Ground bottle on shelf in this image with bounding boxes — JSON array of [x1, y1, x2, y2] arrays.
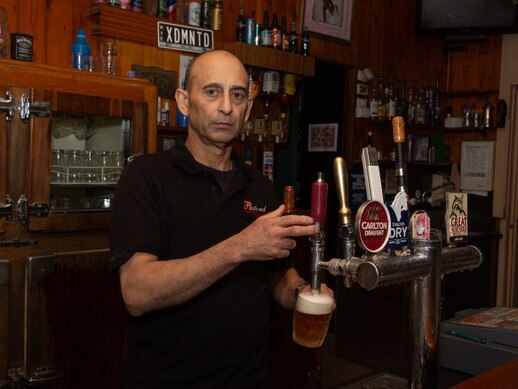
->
[[261, 11, 272, 48], [211, 0, 223, 30], [271, 12, 282, 50], [235, 8, 246, 42], [433, 76, 441, 126], [161, 102, 170, 126], [281, 16, 289, 51], [158, 0, 167, 17], [131, 0, 143, 12], [175, 0, 188, 23], [166, 0, 176, 20], [387, 83, 396, 119], [407, 88, 415, 124], [188, 0, 202, 26], [71, 29, 91, 71], [301, 27, 310, 56], [369, 79, 379, 120], [200, 0, 210, 27], [259, 69, 280, 142], [288, 22, 298, 53], [275, 73, 296, 142], [0, 6, 8, 59], [120, 0, 131, 10]]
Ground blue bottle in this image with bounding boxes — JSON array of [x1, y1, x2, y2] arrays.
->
[[71, 29, 91, 70]]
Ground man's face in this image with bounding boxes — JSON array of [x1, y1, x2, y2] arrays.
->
[[180, 52, 252, 148]]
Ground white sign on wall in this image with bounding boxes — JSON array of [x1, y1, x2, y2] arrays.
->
[[157, 21, 213, 54]]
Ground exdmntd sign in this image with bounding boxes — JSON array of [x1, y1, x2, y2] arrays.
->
[[157, 22, 213, 54]]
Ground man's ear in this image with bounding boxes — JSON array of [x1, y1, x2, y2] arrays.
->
[[175, 89, 189, 116]]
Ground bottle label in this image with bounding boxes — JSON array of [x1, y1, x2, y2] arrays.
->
[[211, 6, 223, 30], [261, 30, 272, 46], [188, 1, 201, 26], [262, 71, 280, 94], [272, 28, 281, 48]]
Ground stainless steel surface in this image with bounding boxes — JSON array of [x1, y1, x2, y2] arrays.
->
[[410, 230, 443, 389]]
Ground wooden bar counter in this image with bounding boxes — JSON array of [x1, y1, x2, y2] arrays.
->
[[450, 358, 518, 389]]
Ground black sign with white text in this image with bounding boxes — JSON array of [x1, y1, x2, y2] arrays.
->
[[157, 22, 213, 54]]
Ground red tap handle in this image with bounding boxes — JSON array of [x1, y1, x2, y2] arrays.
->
[[311, 172, 328, 225]]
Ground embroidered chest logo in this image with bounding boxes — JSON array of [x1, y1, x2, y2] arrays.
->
[[243, 199, 267, 217]]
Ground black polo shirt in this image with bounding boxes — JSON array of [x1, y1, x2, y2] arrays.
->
[[110, 139, 286, 388]]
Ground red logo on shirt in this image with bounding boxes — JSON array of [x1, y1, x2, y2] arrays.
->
[[243, 199, 267, 218]]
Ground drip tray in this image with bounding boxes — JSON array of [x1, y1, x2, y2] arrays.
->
[[339, 372, 407, 389]]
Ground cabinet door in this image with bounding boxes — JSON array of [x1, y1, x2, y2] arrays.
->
[[23, 250, 126, 389]]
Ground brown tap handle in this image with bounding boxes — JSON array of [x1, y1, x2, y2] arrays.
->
[[392, 116, 406, 143], [333, 157, 353, 227]]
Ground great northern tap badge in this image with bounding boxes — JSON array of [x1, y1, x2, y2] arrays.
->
[[445, 192, 468, 244]]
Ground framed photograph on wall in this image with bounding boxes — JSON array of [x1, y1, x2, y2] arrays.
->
[[412, 135, 430, 162], [303, 0, 354, 42], [308, 123, 339, 152]]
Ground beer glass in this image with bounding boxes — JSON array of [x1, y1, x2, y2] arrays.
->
[[292, 291, 333, 348]]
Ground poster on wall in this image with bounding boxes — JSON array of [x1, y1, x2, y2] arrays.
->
[[308, 123, 339, 152]]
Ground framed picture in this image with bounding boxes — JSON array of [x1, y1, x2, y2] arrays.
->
[[460, 141, 496, 192], [308, 123, 339, 152], [303, 0, 354, 42], [412, 135, 430, 162]]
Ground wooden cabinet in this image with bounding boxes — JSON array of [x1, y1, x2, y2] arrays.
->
[[0, 60, 157, 387], [0, 59, 157, 232]]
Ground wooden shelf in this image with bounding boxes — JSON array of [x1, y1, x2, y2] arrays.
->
[[85, 5, 223, 47], [443, 89, 499, 98], [85, 5, 315, 77], [223, 42, 315, 77]]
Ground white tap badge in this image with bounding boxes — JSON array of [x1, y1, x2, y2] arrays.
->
[[386, 191, 409, 249]]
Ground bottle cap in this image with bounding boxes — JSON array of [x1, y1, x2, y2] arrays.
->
[[77, 29, 87, 38]]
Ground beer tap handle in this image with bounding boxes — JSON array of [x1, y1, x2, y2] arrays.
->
[[333, 157, 353, 229]]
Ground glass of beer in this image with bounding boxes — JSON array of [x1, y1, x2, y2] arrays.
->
[[292, 291, 334, 348]]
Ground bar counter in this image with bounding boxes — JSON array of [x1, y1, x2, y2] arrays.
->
[[450, 358, 518, 388]]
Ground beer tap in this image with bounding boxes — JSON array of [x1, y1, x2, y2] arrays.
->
[[306, 153, 484, 389], [309, 172, 328, 292]]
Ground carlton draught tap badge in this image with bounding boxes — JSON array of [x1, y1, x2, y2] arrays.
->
[[355, 200, 390, 253]]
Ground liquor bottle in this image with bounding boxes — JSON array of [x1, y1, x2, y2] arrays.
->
[[0, 6, 8, 59], [433, 76, 441, 126], [271, 13, 281, 50], [301, 28, 310, 56], [200, 0, 210, 27], [261, 11, 272, 48], [369, 79, 379, 120], [235, 8, 246, 42], [407, 88, 415, 124], [378, 81, 388, 119], [131, 0, 143, 12], [211, 0, 223, 31], [276, 73, 296, 142], [120, 0, 131, 9], [281, 16, 289, 51], [175, 0, 187, 22], [387, 83, 396, 119], [158, 0, 167, 17], [259, 69, 280, 141], [396, 84, 407, 121], [188, 0, 202, 26], [161, 102, 170, 126], [166, 0, 176, 20], [288, 22, 298, 53]]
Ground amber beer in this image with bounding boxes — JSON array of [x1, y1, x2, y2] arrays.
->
[[292, 291, 333, 348]]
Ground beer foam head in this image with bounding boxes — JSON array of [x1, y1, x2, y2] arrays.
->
[[296, 292, 334, 315]]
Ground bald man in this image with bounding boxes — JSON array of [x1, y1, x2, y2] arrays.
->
[[110, 50, 333, 388]]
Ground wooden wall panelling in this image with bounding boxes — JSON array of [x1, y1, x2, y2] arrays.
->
[[46, 0, 74, 67], [14, 0, 47, 63], [447, 37, 502, 92]]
